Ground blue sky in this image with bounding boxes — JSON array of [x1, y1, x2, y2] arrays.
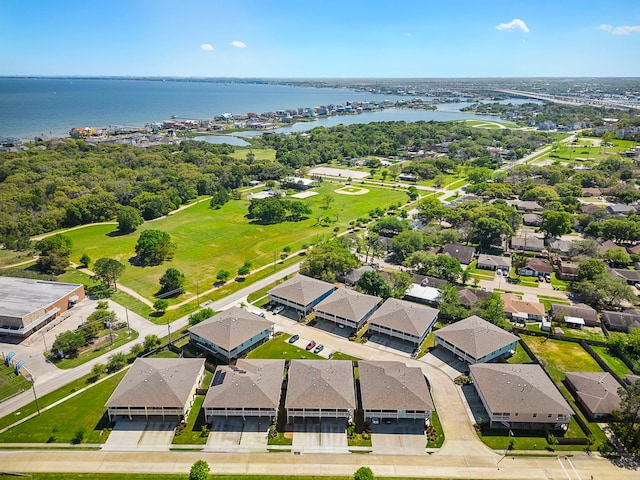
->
[[1, 0, 639, 77]]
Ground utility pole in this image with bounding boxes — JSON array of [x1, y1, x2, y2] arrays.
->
[[167, 321, 172, 345], [125, 308, 130, 337], [31, 379, 40, 415], [42, 331, 48, 353]]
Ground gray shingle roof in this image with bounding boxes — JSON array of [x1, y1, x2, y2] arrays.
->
[[550, 304, 598, 324], [285, 360, 356, 410], [368, 298, 439, 337], [435, 315, 518, 360], [268, 274, 335, 306], [106, 358, 204, 409], [470, 363, 573, 416], [442, 243, 475, 264], [477, 254, 511, 269], [565, 371, 621, 417], [203, 359, 285, 410], [188, 306, 274, 351], [314, 288, 380, 322], [358, 361, 433, 412]]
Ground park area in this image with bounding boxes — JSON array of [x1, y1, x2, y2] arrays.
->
[[60, 183, 408, 303]]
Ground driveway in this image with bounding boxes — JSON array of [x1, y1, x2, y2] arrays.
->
[[292, 418, 348, 453], [206, 417, 243, 451], [102, 417, 176, 451], [371, 419, 426, 455]]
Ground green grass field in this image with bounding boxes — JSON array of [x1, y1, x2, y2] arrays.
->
[[61, 184, 406, 302], [506, 342, 533, 364], [0, 371, 125, 444], [591, 345, 633, 377], [521, 337, 602, 383], [0, 363, 32, 402]]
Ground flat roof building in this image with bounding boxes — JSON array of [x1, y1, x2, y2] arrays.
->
[[435, 315, 519, 364], [367, 298, 439, 347], [358, 361, 433, 422], [285, 360, 356, 422], [313, 288, 380, 331], [470, 363, 573, 430], [268, 274, 336, 316], [106, 358, 205, 422], [203, 359, 285, 422], [0, 276, 85, 337], [188, 306, 274, 362]]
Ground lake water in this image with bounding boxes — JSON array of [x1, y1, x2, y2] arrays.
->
[[0, 77, 534, 140]]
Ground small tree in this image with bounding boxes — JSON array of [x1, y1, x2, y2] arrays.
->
[[189, 460, 210, 480], [153, 299, 169, 314], [354, 466, 374, 480], [216, 269, 231, 284], [158, 267, 185, 296], [117, 206, 143, 233], [79, 253, 91, 268], [107, 352, 127, 372], [93, 257, 125, 291], [90, 363, 105, 380], [129, 343, 144, 357], [143, 334, 161, 352]]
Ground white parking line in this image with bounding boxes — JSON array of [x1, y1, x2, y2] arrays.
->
[[557, 457, 571, 480], [566, 457, 582, 480]]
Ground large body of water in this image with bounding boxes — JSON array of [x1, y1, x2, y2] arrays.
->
[[0, 78, 533, 140]]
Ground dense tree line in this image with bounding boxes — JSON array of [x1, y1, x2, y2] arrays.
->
[[0, 139, 291, 247]]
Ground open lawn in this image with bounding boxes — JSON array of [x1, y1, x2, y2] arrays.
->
[[0, 371, 125, 444], [0, 249, 36, 268], [247, 335, 324, 360], [227, 147, 277, 162], [172, 395, 207, 445], [52, 328, 140, 370], [506, 342, 533, 364], [60, 184, 407, 302], [591, 345, 634, 377], [0, 363, 32, 402]]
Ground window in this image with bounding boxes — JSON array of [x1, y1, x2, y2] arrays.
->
[[514, 412, 519, 417], [532, 413, 537, 418], [547, 414, 552, 418]]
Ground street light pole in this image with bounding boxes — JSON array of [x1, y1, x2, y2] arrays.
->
[[42, 331, 48, 353], [125, 308, 130, 337], [167, 322, 172, 345], [31, 379, 40, 415]]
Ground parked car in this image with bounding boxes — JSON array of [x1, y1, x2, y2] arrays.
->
[[306, 340, 316, 350], [288, 334, 299, 344], [538, 274, 545, 282], [313, 344, 324, 354], [273, 305, 284, 315], [503, 269, 509, 277], [496, 269, 503, 277], [544, 273, 551, 283]]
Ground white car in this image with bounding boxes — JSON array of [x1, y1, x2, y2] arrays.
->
[[496, 269, 503, 276], [272, 305, 284, 315]]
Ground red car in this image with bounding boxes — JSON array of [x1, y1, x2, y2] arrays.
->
[[306, 340, 316, 350]]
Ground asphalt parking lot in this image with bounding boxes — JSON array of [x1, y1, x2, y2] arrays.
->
[[371, 419, 426, 455], [292, 418, 348, 453]]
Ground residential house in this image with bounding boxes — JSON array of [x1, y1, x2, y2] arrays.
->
[[611, 268, 640, 285], [470, 363, 573, 429], [626, 244, 640, 256], [564, 372, 622, 421], [367, 298, 439, 347], [285, 360, 356, 422], [188, 306, 274, 362], [547, 238, 571, 258], [434, 315, 519, 364], [456, 287, 492, 307], [581, 203, 603, 214], [550, 304, 598, 327], [511, 236, 545, 253], [337, 266, 375, 286], [518, 259, 553, 277], [556, 262, 579, 281], [515, 200, 544, 212], [581, 188, 602, 197], [106, 358, 205, 422], [411, 274, 449, 289], [599, 240, 620, 256], [313, 288, 381, 330], [358, 361, 434, 422], [203, 359, 285, 422], [442, 243, 475, 265], [476, 254, 511, 272], [523, 213, 542, 227], [501, 293, 546, 322], [602, 309, 640, 333], [607, 204, 636, 215], [268, 274, 336, 316]]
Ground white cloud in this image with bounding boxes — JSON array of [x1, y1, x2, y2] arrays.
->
[[405, 32, 412, 37], [496, 18, 530, 33], [230, 40, 246, 48], [200, 43, 214, 51], [599, 23, 640, 35]]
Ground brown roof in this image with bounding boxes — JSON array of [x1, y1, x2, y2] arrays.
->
[[106, 358, 204, 409], [581, 203, 603, 214], [612, 268, 640, 282], [565, 372, 621, 417], [456, 287, 491, 307], [515, 200, 544, 211], [442, 243, 475, 264], [627, 244, 640, 256], [269, 274, 335, 306], [511, 236, 545, 250], [470, 363, 573, 416], [525, 259, 553, 274], [368, 298, 439, 337], [602, 309, 640, 332], [314, 288, 380, 322], [582, 187, 602, 196], [501, 293, 546, 318], [188, 306, 274, 351], [523, 213, 542, 225], [358, 361, 433, 412], [412, 274, 449, 289], [435, 315, 518, 360], [285, 360, 356, 410], [203, 359, 284, 410], [477, 254, 511, 269], [599, 240, 619, 254]]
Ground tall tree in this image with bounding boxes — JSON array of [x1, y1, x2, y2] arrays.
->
[[356, 270, 392, 299], [612, 380, 640, 453], [117, 206, 144, 233], [135, 230, 176, 266], [93, 257, 125, 291], [540, 210, 573, 238], [158, 267, 185, 296], [35, 234, 72, 274]]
